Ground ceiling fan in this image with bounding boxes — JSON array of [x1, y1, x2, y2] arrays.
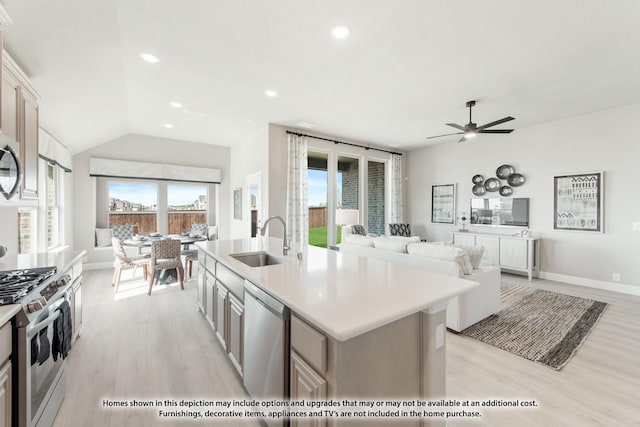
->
[[426, 100, 515, 143]]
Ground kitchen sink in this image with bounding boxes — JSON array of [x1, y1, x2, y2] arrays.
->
[[229, 251, 288, 267]]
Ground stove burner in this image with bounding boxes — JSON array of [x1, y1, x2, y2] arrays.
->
[[0, 267, 57, 305]]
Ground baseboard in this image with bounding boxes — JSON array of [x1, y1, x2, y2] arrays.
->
[[84, 261, 112, 271], [538, 270, 640, 296]]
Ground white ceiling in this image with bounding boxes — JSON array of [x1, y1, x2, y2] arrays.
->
[[2, 0, 640, 154]]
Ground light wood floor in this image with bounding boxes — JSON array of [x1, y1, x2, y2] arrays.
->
[[53, 269, 640, 427]]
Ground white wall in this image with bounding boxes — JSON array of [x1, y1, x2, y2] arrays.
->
[[73, 133, 230, 266], [406, 102, 640, 290], [227, 124, 269, 239]]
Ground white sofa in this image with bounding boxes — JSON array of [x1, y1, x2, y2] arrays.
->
[[339, 235, 501, 332]]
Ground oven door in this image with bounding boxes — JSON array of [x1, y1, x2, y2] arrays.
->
[[18, 293, 69, 427]]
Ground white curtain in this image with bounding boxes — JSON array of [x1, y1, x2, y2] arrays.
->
[[286, 133, 309, 246], [389, 153, 403, 223]]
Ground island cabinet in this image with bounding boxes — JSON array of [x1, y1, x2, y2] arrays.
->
[[290, 315, 328, 415], [197, 250, 244, 377], [0, 320, 12, 427], [290, 311, 446, 427], [1, 50, 41, 200]]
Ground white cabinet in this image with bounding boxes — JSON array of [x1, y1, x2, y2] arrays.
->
[[197, 250, 245, 377], [453, 232, 539, 281], [499, 237, 529, 270], [205, 271, 215, 327], [452, 232, 475, 247], [227, 294, 244, 375], [1, 51, 40, 200], [214, 281, 228, 349], [475, 234, 500, 266], [0, 321, 12, 427], [0, 359, 10, 427]]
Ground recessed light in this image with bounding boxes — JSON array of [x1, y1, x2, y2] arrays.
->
[[265, 90, 278, 97], [331, 25, 350, 39], [169, 101, 182, 108], [163, 123, 174, 129], [140, 52, 160, 63], [296, 121, 315, 129]]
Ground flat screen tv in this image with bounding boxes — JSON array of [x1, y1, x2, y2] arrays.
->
[[470, 198, 529, 227]]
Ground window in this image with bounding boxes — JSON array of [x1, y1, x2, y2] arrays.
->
[[308, 152, 330, 248], [167, 184, 208, 234], [306, 140, 392, 246], [108, 181, 158, 234], [18, 207, 37, 254], [46, 163, 59, 248], [367, 160, 386, 236]]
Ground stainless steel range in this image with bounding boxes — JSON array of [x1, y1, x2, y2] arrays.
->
[[0, 267, 72, 427]]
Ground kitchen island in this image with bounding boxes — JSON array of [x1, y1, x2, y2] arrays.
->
[[196, 237, 477, 427]]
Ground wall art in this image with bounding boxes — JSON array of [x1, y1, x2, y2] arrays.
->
[[554, 172, 603, 232], [431, 183, 456, 224]]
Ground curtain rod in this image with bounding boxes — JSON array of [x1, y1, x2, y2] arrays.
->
[[286, 131, 402, 156]]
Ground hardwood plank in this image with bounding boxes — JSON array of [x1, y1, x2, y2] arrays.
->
[[54, 269, 639, 426], [53, 267, 259, 427], [446, 274, 640, 426]]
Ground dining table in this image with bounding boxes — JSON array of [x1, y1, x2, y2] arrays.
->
[[122, 234, 207, 284]]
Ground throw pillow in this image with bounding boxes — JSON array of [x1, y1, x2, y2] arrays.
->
[[451, 244, 485, 269], [406, 242, 473, 275], [95, 228, 112, 247], [389, 223, 411, 237], [351, 224, 366, 236]]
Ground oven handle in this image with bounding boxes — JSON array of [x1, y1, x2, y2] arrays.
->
[[27, 310, 62, 339]]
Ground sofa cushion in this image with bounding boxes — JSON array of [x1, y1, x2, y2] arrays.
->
[[342, 234, 375, 247], [407, 242, 473, 275], [373, 236, 420, 253]]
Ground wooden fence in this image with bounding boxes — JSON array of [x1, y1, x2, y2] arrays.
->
[[309, 207, 327, 228], [109, 211, 206, 235]]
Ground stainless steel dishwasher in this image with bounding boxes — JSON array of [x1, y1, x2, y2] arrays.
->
[[243, 280, 290, 422]]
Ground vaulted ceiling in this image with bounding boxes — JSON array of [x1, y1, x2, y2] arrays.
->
[[2, 0, 639, 154]]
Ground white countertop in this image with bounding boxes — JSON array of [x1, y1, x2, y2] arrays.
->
[[0, 248, 86, 273], [0, 304, 21, 326], [197, 237, 478, 341]]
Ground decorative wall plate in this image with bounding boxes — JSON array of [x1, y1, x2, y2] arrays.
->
[[472, 184, 487, 196], [499, 185, 513, 196], [496, 164, 515, 179], [507, 173, 526, 186], [472, 174, 484, 184], [484, 177, 500, 192]]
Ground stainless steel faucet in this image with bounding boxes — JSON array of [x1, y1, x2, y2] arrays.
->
[[261, 216, 290, 255]]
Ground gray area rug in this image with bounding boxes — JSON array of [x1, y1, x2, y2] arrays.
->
[[461, 282, 607, 370]]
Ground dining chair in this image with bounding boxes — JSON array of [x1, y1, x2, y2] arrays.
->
[[182, 250, 198, 279], [111, 237, 150, 293], [148, 239, 184, 295]]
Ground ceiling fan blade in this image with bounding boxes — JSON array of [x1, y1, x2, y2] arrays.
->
[[426, 131, 464, 140], [458, 136, 467, 143], [477, 129, 514, 134], [446, 123, 465, 131], [477, 116, 515, 130]]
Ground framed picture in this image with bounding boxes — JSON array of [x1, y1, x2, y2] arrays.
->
[[432, 183, 456, 224], [233, 188, 242, 220], [554, 172, 603, 232]]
